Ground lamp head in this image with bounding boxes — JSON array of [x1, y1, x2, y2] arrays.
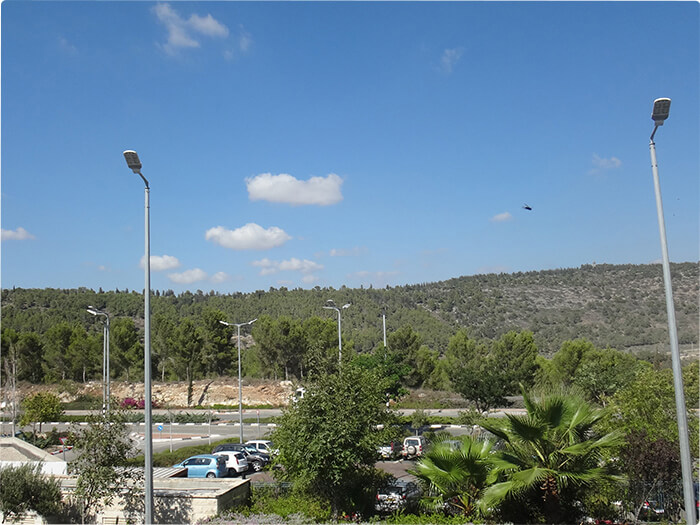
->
[[342, 303, 351, 309], [651, 98, 671, 125], [248, 318, 258, 325], [87, 308, 98, 316], [219, 320, 230, 326], [123, 150, 142, 173]]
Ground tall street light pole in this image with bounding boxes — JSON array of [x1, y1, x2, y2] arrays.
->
[[123, 150, 153, 525], [87, 306, 110, 412], [323, 300, 350, 366], [382, 306, 387, 350], [219, 319, 257, 444], [648, 98, 695, 524]]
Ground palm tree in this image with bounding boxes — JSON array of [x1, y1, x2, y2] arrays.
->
[[410, 435, 493, 518], [479, 386, 624, 523]]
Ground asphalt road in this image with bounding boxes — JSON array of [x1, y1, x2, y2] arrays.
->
[[7, 407, 525, 463]]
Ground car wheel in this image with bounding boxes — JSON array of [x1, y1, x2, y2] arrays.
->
[[206, 472, 216, 478], [252, 461, 263, 472], [407, 445, 416, 456], [228, 468, 235, 477]]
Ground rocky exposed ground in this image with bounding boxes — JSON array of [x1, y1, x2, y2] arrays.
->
[[14, 379, 295, 408]]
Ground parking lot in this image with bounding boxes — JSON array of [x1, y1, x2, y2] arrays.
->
[[244, 458, 416, 484]]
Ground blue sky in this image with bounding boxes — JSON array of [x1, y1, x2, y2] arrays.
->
[[2, 1, 698, 294]]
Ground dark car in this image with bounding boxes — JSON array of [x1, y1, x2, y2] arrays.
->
[[375, 479, 421, 513], [212, 443, 270, 472]]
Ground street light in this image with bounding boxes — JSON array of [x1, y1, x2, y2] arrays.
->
[[87, 306, 110, 412], [648, 98, 695, 524], [381, 306, 388, 350], [122, 150, 153, 525], [323, 300, 350, 366], [219, 318, 257, 444]]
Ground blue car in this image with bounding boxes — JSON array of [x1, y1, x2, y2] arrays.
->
[[173, 454, 227, 478]]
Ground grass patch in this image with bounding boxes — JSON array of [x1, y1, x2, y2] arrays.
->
[[394, 389, 470, 410]]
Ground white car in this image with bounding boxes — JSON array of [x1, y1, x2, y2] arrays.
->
[[246, 440, 278, 456], [213, 450, 248, 476]]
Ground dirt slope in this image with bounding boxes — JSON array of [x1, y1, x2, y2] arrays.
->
[[14, 379, 295, 408]]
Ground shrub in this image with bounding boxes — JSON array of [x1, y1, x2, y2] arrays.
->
[[0, 463, 63, 521]]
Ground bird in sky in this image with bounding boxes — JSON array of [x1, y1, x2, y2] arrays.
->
[[522, 204, 533, 211]]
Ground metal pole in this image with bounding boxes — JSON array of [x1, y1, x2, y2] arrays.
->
[[105, 316, 110, 412], [143, 184, 153, 525], [103, 323, 107, 412], [337, 309, 342, 366], [382, 311, 387, 349], [649, 135, 695, 524], [238, 324, 243, 444]]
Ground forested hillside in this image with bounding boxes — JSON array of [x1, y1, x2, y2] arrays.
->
[[2, 262, 697, 385]]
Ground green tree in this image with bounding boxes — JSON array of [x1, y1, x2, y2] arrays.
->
[[152, 313, 177, 381], [387, 325, 424, 387], [251, 316, 282, 379], [20, 392, 63, 433], [172, 318, 203, 405], [0, 463, 63, 522], [572, 347, 641, 406], [492, 331, 539, 394], [447, 330, 505, 412], [604, 361, 699, 446], [480, 387, 624, 523], [302, 316, 340, 378], [200, 309, 232, 377], [15, 332, 44, 383], [546, 339, 596, 388], [42, 322, 74, 382], [69, 409, 143, 523], [271, 366, 393, 518], [411, 436, 493, 518], [110, 318, 142, 382], [350, 347, 410, 401], [67, 326, 100, 383]]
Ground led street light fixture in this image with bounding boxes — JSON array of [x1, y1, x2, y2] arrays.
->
[[651, 98, 671, 125], [123, 150, 142, 172]]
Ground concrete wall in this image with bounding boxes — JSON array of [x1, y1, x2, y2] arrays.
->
[[63, 477, 251, 524], [0, 437, 68, 476]]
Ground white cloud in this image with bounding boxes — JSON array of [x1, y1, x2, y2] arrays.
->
[[1, 227, 35, 241], [440, 47, 464, 74], [329, 246, 367, 257], [58, 36, 77, 55], [188, 13, 229, 37], [140, 254, 181, 271], [153, 3, 229, 55], [302, 274, 318, 284], [252, 257, 323, 276], [590, 154, 622, 174], [168, 268, 208, 284], [490, 212, 512, 223], [210, 271, 230, 283], [205, 223, 291, 250], [246, 173, 343, 206]]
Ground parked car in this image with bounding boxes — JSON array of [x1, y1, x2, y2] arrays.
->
[[212, 443, 270, 472], [172, 454, 227, 478], [377, 441, 400, 460], [246, 440, 278, 456], [375, 479, 421, 513], [213, 450, 248, 476], [401, 436, 427, 459]]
